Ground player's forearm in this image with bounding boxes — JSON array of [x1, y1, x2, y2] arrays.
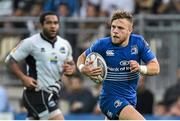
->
[[145, 59, 160, 76], [77, 52, 86, 70], [6, 57, 27, 82]]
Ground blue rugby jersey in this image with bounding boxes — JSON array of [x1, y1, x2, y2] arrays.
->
[[85, 34, 156, 105]]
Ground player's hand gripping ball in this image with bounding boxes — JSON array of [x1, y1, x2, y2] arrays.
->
[[85, 52, 107, 84]]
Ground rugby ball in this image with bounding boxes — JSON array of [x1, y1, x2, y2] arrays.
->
[[85, 52, 107, 84]]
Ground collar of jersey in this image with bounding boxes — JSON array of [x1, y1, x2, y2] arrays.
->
[[40, 33, 57, 47]]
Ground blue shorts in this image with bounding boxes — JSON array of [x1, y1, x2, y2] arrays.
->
[[99, 96, 135, 120]]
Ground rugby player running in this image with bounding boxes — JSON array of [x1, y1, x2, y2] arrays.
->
[[77, 10, 160, 120]]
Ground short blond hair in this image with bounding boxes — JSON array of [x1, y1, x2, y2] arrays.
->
[[110, 10, 133, 24]]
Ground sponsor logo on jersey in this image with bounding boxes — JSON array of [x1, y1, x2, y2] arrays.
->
[[48, 100, 56, 107], [106, 50, 114, 56], [114, 100, 122, 108], [50, 53, 58, 64], [119, 60, 129, 66], [41, 48, 45, 52], [59, 47, 65, 54], [131, 45, 138, 55], [50, 59, 58, 64]]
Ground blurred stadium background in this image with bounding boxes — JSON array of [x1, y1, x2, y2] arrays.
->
[[0, 0, 180, 120]]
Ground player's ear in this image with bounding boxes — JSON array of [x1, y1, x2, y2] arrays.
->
[[129, 23, 134, 33], [128, 23, 133, 33]]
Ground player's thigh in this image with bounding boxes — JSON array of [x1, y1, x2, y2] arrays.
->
[[48, 109, 64, 120], [49, 114, 64, 120], [119, 105, 145, 120], [48, 108, 64, 120]]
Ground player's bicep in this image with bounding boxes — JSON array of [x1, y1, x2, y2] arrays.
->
[[141, 49, 155, 64], [79, 52, 86, 63]]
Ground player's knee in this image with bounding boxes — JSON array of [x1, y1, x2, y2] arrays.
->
[[48, 109, 64, 120], [119, 105, 145, 120]]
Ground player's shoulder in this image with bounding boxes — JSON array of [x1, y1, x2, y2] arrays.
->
[[57, 36, 69, 43], [96, 36, 111, 45], [24, 33, 39, 41], [56, 35, 71, 47], [130, 33, 145, 43], [130, 34, 149, 48], [19, 33, 39, 45], [130, 33, 144, 40]]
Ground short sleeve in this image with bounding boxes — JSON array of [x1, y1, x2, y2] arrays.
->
[[139, 37, 156, 64], [9, 39, 32, 62]]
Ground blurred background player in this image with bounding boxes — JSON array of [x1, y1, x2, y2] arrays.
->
[[136, 75, 154, 115], [5, 11, 76, 120], [67, 74, 96, 114]]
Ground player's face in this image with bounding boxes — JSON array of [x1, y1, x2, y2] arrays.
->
[[42, 15, 59, 39], [111, 18, 133, 46]]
